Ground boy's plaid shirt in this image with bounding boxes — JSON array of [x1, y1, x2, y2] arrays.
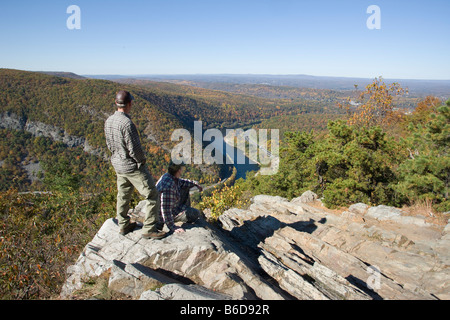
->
[[156, 173, 199, 231]]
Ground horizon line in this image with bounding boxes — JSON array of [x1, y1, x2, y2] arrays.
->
[[3, 68, 449, 82], [81, 73, 450, 82]]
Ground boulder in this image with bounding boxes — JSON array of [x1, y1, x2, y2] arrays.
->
[[253, 195, 289, 204], [366, 205, 433, 227], [291, 191, 318, 204], [348, 203, 369, 215], [366, 205, 402, 221], [444, 222, 450, 234]]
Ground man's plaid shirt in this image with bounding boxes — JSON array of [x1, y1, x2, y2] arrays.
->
[[156, 173, 199, 231], [104, 111, 146, 174]]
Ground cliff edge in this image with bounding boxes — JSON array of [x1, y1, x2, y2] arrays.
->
[[61, 192, 450, 300]]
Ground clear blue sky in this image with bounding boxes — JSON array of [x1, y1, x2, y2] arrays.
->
[[1, 0, 449, 79]]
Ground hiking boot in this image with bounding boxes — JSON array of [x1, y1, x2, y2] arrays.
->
[[119, 222, 137, 236], [155, 221, 164, 232], [142, 230, 167, 240]]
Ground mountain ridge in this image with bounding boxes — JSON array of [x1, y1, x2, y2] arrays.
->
[[86, 73, 450, 96]]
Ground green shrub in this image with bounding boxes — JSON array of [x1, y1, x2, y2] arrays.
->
[[240, 120, 404, 208], [198, 184, 250, 221], [396, 101, 450, 211]]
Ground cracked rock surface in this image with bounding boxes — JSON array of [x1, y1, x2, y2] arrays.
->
[[62, 192, 449, 300]]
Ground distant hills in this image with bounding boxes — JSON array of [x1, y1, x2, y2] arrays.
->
[[0, 69, 183, 149], [86, 73, 450, 98], [35, 70, 450, 100], [38, 71, 86, 80]]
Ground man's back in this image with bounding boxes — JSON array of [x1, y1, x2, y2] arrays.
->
[[104, 111, 146, 174]]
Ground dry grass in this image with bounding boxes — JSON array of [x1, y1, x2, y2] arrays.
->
[[306, 200, 348, 216], [68, 272, 132, 300], [400, 200, 448, 226], [307, 199, 448, 227]]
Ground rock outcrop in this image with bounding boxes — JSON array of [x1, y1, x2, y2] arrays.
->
[[61, 218, 285, 300], [0, 112, 108, 160], [61, 192, 449, 300]]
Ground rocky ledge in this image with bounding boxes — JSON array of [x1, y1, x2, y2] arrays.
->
[[61, 192, 450, 300]]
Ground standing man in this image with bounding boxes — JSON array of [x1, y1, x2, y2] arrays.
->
[[104, 90, 166, 239]]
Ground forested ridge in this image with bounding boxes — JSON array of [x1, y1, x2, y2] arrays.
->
[[0, 69, 219, 193], [0, 69, 183, 149], [117, 78, 340, 129]]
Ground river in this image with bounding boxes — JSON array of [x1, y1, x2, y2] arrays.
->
[[200, 134, 260, 181], [222, 139, 260, 180]]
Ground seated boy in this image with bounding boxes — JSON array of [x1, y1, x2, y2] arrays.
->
[[156, 162, 203, 233]]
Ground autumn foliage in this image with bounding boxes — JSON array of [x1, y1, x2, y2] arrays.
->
[[339, 77, 408, 127], [240, 94, 449, 212]]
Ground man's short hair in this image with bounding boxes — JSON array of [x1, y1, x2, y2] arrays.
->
[[115, 90, 135, 108], [168, 161, 184, 176]]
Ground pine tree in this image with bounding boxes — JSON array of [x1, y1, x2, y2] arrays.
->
[[319, 121, 402, 208], [396, 100, 450, 211]]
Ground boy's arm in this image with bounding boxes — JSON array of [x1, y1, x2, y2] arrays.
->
[[179, 178, 201, 190]]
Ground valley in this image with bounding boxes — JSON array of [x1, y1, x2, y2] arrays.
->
[[0, 68, 448, 300]]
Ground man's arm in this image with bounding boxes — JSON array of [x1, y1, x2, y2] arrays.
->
[[124, 123, 146, 167], [104, 121, 113, 153]]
